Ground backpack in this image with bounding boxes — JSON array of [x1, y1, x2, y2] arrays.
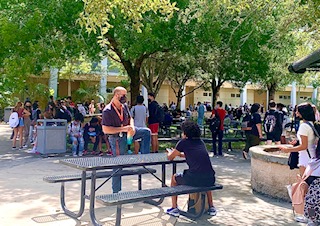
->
[[155, 104, 165, 123], [209, 110, 221, 133], [9, 112, 19, 128], [241, 113, 253, 130], [264, 110, 277, 133]]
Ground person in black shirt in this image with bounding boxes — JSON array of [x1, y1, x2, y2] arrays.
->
[[166, 121, 217, 217], [83, 117, 102, 155]]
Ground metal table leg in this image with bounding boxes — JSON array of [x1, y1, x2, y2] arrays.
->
[[61, 171, 86, 218], [89, 170, 102, 226]]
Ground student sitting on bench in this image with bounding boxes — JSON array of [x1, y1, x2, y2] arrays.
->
[[166, 120, 217, 217]]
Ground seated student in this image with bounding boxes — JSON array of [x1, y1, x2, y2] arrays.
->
[[166, 121, 217, 217], [83, 117, 101, 155], [68, 113, 84, 157]]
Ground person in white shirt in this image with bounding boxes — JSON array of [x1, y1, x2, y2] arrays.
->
[[130, 95, 151, 154], [280, 103, 316, 176]]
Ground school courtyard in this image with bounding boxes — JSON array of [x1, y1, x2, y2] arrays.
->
[[0, 123, 304, 226]]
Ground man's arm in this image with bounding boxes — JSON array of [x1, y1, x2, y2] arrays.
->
[[102, 125, 131, 134]]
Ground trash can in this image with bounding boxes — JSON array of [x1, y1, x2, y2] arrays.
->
[[4, 107, 14, 123], [36, 119, 67, 154]]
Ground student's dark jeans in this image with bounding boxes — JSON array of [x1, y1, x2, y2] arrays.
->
[[84, 135, 99, 151], [211, 130, 224, 155]]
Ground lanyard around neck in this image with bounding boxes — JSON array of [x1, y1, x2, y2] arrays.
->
[[112, 102, 124, 124]]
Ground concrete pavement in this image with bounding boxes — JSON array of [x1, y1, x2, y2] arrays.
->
[[0, 124, 304, 226]]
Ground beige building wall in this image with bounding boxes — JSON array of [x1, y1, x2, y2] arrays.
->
[[156, 85, 170, 106]]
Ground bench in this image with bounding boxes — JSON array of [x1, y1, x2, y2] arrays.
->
[[159, 137, 246, 151], [97, 184, 223, 226], [43, 167, 156, 218]]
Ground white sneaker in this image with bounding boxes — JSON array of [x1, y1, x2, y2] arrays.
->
[[295, 216, 308, 223], [22, 145, 28, 148], [166, 207, 180, 217], [72, 153, 78, 157], [207, 206, 217, 216]]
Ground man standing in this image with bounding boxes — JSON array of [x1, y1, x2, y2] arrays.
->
[[197, 102, 205, 127], [148, 93, 161, 153], [264, 101, 283, 145], [102, 88, 151, 193], [130, 95, 151, 154], [211, 101, 226, 156], [102, 87, 135, 193]]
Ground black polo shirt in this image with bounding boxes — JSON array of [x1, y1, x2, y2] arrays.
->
[[102, 103, 131, 129]]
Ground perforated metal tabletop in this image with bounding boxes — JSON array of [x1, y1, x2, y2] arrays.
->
[[59, 153, 186, 171]]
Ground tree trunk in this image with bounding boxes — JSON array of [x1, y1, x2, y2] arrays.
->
[[176, 90, 183, 110], [128, 68, 140, 106], [268, 83, 277, 103], [211, 79, 221, 106]]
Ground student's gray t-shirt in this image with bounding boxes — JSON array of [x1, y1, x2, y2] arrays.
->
[[130, 105, 148, 128]]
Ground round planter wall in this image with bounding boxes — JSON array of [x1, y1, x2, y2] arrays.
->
[[250, 145, 299, 201]]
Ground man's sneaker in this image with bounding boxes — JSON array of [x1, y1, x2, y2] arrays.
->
[[78, 152, 83, 157], [12, 147, 17, 150], [72, 153, 77, 157], [166, 207, 180, 217], [19, 146, 24, 150], [22, 145, 28, 148], [207, 206, 217, 216]]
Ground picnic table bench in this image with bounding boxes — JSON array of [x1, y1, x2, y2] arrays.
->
[[43, 167, 156, 218], [97, 184, 223, 226], [158, 137, 246, 151]]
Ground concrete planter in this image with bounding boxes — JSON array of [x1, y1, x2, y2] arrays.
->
[[250, 145, 299, 201]]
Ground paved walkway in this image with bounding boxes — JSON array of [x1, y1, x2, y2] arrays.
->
[[0, 124, 304, 226]]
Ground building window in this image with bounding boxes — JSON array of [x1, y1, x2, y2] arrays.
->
[[236, 94, 240, 97], [203, 92, 208, 96], [106, 88, 113, 93], [279, 95, 283, 99], [209, 93, 212, 96], [231, 94, 235, 97]]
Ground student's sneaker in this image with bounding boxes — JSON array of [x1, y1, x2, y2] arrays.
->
[[294, 216, 308, 223], [72, 153, 77, 157], [166, 207, 180, 217], [207, 206, 217, 216], [22, 145, 28, 148], [83, 150, 88, 155], [19, 146, 24, 150], [78, 152, 83, 157], [12, 147, 17, 150], [307, 220, 318, 226]]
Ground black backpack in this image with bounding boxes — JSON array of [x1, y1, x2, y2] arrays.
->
[[155, 104, 165, 124], [209, 110, 221, 133], [263, 110, 277, 133]]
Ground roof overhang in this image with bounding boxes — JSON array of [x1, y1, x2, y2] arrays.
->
[[288, 49, 320, 74]]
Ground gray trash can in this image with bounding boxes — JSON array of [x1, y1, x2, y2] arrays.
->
[[4, 107, 14, 123], [36, 119, 67, 154]]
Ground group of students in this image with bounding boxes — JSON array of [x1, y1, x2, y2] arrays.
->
[[239, 101, 320, 225], [279, 103, 320, 226], [9, 101, 41, 151]]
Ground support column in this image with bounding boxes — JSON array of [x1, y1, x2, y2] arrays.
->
[[291, 82, 297, 107], [240, 84, 247, 106], [49, 68, 59, 99], [100, 58, 108, 103], [141, 85, 148, 107], [180, 86, 186, 110], [312, 87, 318, 103]]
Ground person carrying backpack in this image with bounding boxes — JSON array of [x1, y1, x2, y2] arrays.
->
[[279, 103, 317, 223], [210, 101, 226, 156], [242, 103, 263, 159], [264, 101, 283, 145]]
